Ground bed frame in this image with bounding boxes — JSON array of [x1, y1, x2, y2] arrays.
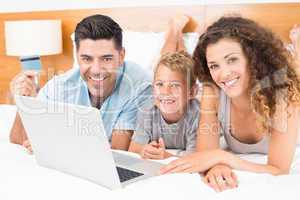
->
[[0, 3, 300, 103]]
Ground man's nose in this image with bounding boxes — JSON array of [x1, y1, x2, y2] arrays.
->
[[89, 60, 104, 73]]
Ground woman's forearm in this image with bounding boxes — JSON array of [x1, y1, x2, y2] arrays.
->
[[292, 57, 300, 79], [218, 150, 286, 175]]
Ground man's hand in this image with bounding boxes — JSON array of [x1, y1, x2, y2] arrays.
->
[[10, 71, 38, 101], [141, 138, 172, 160]]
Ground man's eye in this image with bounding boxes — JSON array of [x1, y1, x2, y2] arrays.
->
[[103, 57, 112, 62], [82, 57, 91, 62]]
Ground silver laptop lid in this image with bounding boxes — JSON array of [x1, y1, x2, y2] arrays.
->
[[15, 95, 122, 189]]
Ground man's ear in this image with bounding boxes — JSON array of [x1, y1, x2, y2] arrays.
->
[[119, 47, 125, 64], [189, 84, 198, 99]]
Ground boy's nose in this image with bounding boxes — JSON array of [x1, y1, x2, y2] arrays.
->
[[161, 85, 172, 95]]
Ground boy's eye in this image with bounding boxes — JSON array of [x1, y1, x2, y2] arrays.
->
[[170, 83, 181, 88], [155, 82, 163, 87]]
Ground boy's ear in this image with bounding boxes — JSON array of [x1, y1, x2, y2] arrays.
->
[[189, 84, 198, 99]]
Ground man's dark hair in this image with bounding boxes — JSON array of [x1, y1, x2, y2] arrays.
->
[[74, 14, 123, 50]]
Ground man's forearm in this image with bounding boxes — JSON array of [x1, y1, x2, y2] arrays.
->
[[9, 113, 27, 145], [111, 130, 133, 151]]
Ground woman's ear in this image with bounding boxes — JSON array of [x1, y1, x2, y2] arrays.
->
[[189, 83, 199, 99]]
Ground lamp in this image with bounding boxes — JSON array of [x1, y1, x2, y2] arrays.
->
[[4, 19, 62, 87]]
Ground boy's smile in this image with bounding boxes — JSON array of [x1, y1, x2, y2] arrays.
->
[[153, 65, 191, 123]]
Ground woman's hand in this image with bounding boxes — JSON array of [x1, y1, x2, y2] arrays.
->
[[160, 149, 225, 174], [203, 164, 238, 192]]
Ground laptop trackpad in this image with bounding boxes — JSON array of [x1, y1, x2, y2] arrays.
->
[[112, 151, 140, 166], [112, 151, 163, 175]]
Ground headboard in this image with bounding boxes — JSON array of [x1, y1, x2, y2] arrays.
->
[[0, 3, 299, 104]]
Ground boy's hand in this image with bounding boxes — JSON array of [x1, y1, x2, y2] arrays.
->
[[203, 164, 238, 192], [141, 138, 171, 160]]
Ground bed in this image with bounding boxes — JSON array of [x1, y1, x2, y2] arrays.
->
[[1, 105, 300, 199], [1, 3, 300, 199]]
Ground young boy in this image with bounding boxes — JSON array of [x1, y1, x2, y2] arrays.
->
[[128, 51, 200, 159]]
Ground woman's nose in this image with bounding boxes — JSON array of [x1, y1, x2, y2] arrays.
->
[[221, 68, 233, 79]]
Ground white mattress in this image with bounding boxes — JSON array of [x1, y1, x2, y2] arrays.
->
[[1, 105, 300, 200]]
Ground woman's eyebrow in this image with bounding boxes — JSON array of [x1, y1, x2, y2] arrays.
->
[[208, 61, 217, 64], [224, 52, 239, 59]]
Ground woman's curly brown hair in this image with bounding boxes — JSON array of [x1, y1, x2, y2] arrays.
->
[[193, 16, 300, 131]]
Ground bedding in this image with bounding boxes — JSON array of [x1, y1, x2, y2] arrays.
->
[[71, 31, 200, 77], [1, 105, 300, 200]]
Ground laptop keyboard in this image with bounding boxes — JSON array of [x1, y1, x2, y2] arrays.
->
[[116, 166, 144, 183]]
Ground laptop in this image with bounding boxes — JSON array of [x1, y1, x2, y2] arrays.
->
[[15, 95, 164, 190]]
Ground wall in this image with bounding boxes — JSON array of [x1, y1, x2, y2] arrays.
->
[[1, 2, 300, 104], [0, 0, 300, 13]]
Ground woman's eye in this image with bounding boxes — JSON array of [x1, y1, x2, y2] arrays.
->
[[228, 57, 237, 64], [209, 64, 218, 70]]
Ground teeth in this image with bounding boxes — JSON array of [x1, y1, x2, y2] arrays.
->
[[224, 78, 238, 87], [90, 76, 106, 81], [160, 99, 175, 104]]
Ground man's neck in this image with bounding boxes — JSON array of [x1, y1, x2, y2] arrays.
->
[[89, 94, 105, 109]]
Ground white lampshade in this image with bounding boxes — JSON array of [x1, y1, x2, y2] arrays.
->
[[4, 20, 62, 56]]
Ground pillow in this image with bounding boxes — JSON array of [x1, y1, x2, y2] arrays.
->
[[70, 31, 199, 77]]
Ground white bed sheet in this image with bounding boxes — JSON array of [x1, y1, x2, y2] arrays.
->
[[1, 105, 300, 200]]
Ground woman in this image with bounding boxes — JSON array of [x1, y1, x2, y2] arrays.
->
[[160, 16, 300, 192]]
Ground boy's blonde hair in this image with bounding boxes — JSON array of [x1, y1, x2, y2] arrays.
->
[[154, 51, 197, 88]]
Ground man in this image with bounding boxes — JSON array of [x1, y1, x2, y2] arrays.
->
[[9, 14, 151, 152]]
